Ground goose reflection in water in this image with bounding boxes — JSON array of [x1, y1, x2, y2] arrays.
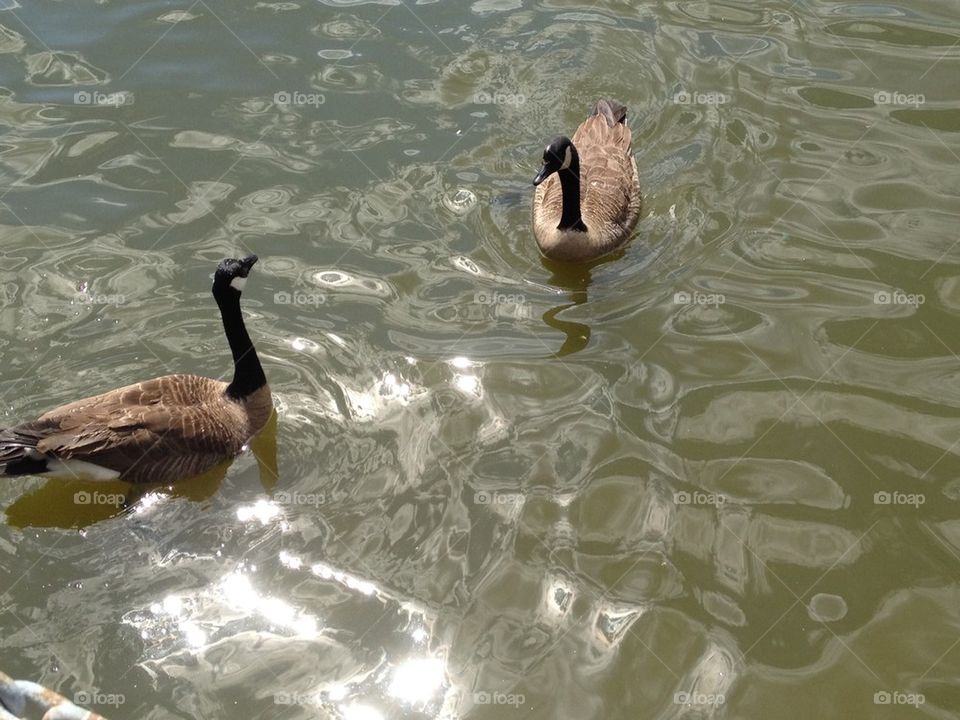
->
[[4, 409, 278, 529], [541, 257, 595, 358]]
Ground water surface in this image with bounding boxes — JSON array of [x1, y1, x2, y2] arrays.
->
[[1, 1, 959, 718]]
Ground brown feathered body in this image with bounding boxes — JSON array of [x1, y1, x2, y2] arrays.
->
[[533, 100, 643, 261], [0, 375, 272, 484]]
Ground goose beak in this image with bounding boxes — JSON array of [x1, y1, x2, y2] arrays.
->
[[532, 164, 552, 186], [239, 254, 258, 276]]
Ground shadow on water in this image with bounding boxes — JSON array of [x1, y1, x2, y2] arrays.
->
[[3, 411, 279, 529]]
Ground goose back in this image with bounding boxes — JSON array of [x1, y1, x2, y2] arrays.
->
[[0, 375, 272, 483]]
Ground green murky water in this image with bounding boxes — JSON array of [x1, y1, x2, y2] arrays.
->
[[1, 1, 959, 718]]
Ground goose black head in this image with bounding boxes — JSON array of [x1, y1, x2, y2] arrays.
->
[[533, 136, 576, 186], [213, 254, 258, 297]]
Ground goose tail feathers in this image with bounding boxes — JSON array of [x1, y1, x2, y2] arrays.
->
[[591, 99, 628, 127], [0, 428, 47, 476]]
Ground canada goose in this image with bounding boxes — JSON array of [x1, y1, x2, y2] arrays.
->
[[0, 255, 272, 484], [532, 99, 642, 262]]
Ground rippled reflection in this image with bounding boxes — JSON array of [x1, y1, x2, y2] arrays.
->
[[2, 0, 960, 717]]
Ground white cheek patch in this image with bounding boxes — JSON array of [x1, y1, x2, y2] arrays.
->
[[560, 146, 572, 170], [230, 276, 247, 291]]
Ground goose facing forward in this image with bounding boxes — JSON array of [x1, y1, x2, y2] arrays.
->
[[0, 255, 272, 484], [532, 99, 642, 262]]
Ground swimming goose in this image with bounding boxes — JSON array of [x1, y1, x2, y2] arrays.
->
[[532, 99, 642, 261], [0, 255, 272, 484]]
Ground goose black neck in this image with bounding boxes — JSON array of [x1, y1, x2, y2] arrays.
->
[[216, 292, 266, 400], [556, 145, 588, 233]]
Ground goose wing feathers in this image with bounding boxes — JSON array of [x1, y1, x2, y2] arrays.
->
[[571, 113, 639, 233], [1, 374, 248, 481]]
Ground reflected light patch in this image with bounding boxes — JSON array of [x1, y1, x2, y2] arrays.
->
[[222, 573, 259, 612], [220, 572, 319, 637], [148, 595, 208, 648], [161, 595, 182, 616], [454, 373, 480, 396], [348, 389, 377, 419], [452, 255, 482, 276], [236, 498, 281, 524], [291, 336, 320, 353], [388, 658, 445, 705], [279, 550, 302, 570], [595, 602, 646, 646], [382, 373, 411, 400], [342, 704, 384, 720], [134, 491, 164, 514], [347, 371, 422, 420], [181, 620, 207, 648], [326, 332, 347, 348], [543, 576, 575, 618], [327, 684, 349, 702], [555, 492, 576, 508], [311, 562, 377, 596], [448, 356, 473, 369]]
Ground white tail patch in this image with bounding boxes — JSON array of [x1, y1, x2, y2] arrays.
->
[[560, 145, 573, 170], [44, 458, 121, 481], [230, 276, 247, 291]]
